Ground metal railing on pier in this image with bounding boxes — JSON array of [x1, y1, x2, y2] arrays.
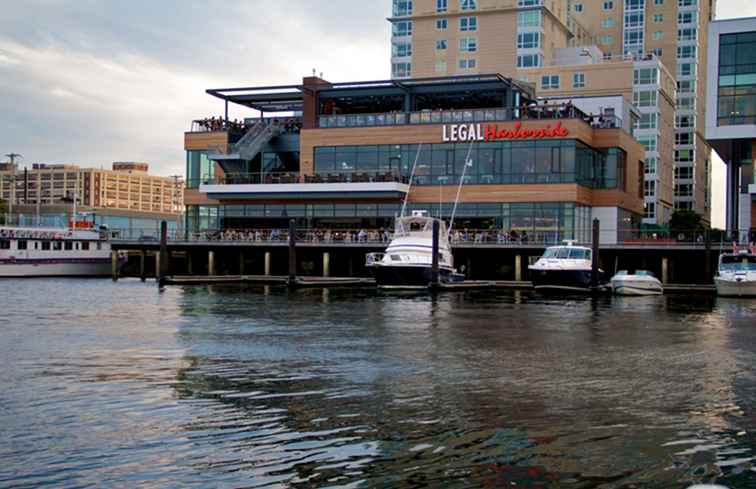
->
[[108, 227, 752, 249]]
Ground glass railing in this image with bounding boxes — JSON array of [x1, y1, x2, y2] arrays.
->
[[318, 105, 594, 129], [197, 171, 409, 186]]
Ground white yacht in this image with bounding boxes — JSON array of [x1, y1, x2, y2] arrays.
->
[[610, 270, 663, 296], [714, 250, 756, 297], [365, 211, 463, 289], [529, 242, 604, 292], [0, 224, 123, 277]]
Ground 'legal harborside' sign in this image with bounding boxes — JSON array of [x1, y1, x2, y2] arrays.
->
[[442, 122, 570, 142]]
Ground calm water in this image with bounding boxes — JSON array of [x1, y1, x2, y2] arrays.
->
[[1, 280, 755, 488]]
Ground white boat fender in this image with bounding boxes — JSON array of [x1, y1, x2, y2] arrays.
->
[[685, 485, 731, 489]]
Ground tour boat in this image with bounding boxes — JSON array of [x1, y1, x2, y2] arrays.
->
[[610, 270, 663, 296], [714, 249, 756, 297], [366, 211, 464, 289], [529, 242, 604, 292], [0, 224, 124, 278]]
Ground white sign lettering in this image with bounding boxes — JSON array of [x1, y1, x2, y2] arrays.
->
[[442, 123, 484, 142]]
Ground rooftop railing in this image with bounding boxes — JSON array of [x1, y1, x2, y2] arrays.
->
[[317, 104, 618, 129]]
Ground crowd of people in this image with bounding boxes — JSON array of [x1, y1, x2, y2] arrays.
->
[[190, 228, 547, 245], [195, 116, 302, 134], [522, 100, 618, 129]]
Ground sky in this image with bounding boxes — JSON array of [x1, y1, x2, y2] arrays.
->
[[0, 0, 754, 228]]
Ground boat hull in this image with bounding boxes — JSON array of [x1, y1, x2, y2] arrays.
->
[[611, 280, 663, 296], [530, 268, 598, 292], [0, 259, 114, 278], [715, 277, 756, 297], [371, 265, 460, 289]]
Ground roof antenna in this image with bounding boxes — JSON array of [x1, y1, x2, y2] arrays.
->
[[319, 72, 324, 79], [312, 68, 316, 76]]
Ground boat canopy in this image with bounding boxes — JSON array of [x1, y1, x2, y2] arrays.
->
[[394, 214, 448, 239]]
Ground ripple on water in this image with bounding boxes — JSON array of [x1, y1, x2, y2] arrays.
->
[[0, 280, 754, 487]]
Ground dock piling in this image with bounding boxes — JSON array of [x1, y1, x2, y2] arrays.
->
[[139, 250, 146, 282], [515, 254, 522, 282], [661, 256, 669, 285], [111, 251, 118, 282], [323, 252, 330, 278], [158, 221, 168, 284], [239, 252, 245, 275], [591, 218, 600, 288], [288, 219, 297, 286], [264, 251, 271, 276], [431, 220, 440, 286], [208, 250, 216, 276]]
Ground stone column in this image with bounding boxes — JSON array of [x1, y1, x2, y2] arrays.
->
[[264, 251, 271, 276], [661, 256, 669, 285], [139, 250, 146, 281], [208, 250, 215, 276], [515, 254, 522, 282], [111, 251, 119, 282]]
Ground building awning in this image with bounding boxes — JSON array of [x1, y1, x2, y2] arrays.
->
[[200, 182, 409, 200]]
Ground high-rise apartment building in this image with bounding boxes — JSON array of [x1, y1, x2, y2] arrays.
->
[[389, 0, 714, 225]]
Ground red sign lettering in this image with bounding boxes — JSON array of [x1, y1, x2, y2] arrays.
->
[[483, 121, 569, 142]]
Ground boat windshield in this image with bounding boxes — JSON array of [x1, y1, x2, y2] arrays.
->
[[636, 270, 655, 277], [720, 255, 756, 271], [542, 247, 591, 260]]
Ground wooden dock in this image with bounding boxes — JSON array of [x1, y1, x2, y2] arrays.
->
[[160, 275, 717, 294]]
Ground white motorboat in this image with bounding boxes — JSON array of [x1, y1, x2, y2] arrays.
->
[[0, 224, 125, 278], [610, 270, 663, 296], [529, 242, 605, 292], [714, 250, 756, 297], [365, 210, 463, 289]]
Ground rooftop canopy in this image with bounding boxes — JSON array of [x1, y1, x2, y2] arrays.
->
[[206, 74, 535, 114]]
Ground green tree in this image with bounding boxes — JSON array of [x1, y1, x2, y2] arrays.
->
[[669, 210, 706, 241]]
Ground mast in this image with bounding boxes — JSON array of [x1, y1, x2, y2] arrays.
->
[[399, 143, 423, 219], [448, 139, 475, 234]]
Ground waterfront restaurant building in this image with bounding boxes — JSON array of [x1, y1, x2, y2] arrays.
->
[[185, 74, 645, 244]]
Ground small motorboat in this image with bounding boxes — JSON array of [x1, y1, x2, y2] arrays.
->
[[529, 242, 605, 292], [610, 270, 663, 296]]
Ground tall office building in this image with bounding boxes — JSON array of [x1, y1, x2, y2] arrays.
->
[[389, 0, 714, 225]]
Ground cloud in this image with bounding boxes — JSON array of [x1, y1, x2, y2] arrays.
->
[[0, 0, 391, 175]]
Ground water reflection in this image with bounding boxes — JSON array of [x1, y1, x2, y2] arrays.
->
[[0, 280, 754, 487]]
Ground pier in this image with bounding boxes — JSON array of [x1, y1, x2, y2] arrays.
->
[[110, 222, 722, 291]]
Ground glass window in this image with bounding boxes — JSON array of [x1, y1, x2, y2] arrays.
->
[[677, 11, 696, 24], [436, 39, 447, 50], [677, 45, 696, 59], [460, 0, 476, 10], [635, 112, 657, 129], [436, 19, 448, 30], [392, 0, 413, 16], [435, 60, 447, 73], [517, 10, 541, 27], [392, 42, 412, 57], [459, 37, 477, 52], [517, 32, 540, 49], [437, 0, 447, 12], [392, 62, 412, 78], [601, 18, 614, 28], [574, 3, 583, 12], [459, 58, 477, 70], [600, 35, 614, 45], [459, 16, 477, 32], [573, 72, 585, 88], [517, 54, 542, 68], [602, 1, 613, 9], [541, 75, 560, 89], [633, 90, 657, 107], [653, 31, 663, 41], [634, 67, 658, 84], [392, 20, 413, 36], [653, 14, 663, 22]]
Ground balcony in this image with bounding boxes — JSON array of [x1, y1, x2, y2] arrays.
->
[[199, 171, 410, 201], [318, 104, 600, 129]]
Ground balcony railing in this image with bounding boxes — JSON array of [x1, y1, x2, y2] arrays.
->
[[199, 171, 409, 186], [318, 104, 602, 129]]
